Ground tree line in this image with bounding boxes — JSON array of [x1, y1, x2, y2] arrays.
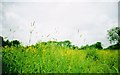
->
[[0, 27, 120, 50]]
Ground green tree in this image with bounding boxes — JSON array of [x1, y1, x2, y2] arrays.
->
[[90, 42, 103, 49], [107, 27, 120, 45], [11, 40, 21, 47]]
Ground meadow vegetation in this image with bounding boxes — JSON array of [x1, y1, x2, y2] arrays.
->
[[1, 27, 119, 73], [1, 40, 119, 73]]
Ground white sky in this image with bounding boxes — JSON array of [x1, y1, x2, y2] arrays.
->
[[0, 0, 119, 47], [1, 0, 120, 2]]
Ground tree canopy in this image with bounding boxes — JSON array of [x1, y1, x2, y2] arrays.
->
[[107, 27, 120, 44]]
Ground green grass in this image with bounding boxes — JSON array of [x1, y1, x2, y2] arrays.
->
[[2, 42, 119, 73]]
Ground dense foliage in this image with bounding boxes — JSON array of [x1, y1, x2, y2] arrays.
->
[[2, 41, 118, 73], [106, 27, 120, 50], [80, 42, 103, 50], [105, 43, 120, 50], [107, 27, 120, 44]]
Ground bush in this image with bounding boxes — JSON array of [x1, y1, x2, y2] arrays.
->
[[86, 50, 99, 61], [80, 42, 103, 50], [106, 43, 120, 50], [3, 40, 21, 47]]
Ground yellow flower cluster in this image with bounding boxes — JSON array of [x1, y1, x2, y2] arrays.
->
[[26, 46, 36, 53]]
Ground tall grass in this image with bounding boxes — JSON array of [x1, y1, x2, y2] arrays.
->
[[2, 42, 118, 73]]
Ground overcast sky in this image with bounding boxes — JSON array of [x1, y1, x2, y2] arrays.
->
[[0, 0, 119, 47]]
